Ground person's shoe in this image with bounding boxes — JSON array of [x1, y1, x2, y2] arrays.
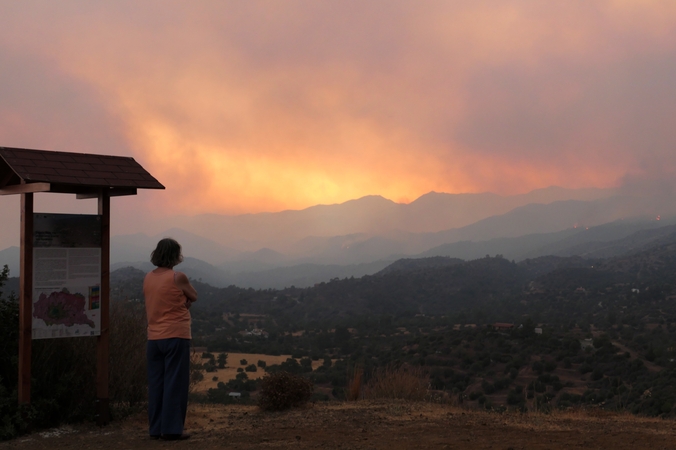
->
[[161, 434, 191, 441]]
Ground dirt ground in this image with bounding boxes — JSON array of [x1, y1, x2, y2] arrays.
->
[[3, 401, 676, 449]]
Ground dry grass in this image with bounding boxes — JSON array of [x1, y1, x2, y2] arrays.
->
[[109, 301, 148, 407], [346, 367, 363, 401], [363, 364, 429, 401], [189, 348, 205, 393]]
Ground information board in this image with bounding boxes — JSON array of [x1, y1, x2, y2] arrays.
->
[[32, 213, 102, 339]]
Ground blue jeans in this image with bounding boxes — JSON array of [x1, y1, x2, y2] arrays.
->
[[147, 338, 191, 436]]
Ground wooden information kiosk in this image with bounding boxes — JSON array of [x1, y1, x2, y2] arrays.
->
[[0, 147, 164, 425]]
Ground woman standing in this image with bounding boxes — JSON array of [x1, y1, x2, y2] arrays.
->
[[144, 238, 197, 440]]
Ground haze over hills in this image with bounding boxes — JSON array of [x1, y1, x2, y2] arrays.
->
[[1, 186, 675, 289], [164, 186, 614, 251]]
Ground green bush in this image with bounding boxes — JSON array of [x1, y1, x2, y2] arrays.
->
[[258, 371, 313, 411]]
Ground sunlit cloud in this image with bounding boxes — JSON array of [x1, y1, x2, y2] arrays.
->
[[1, 0, 676, 221]]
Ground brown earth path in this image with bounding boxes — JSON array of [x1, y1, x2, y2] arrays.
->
[[3, 401, 676, 449]]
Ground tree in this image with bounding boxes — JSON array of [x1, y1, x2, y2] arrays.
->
[[0, 264, 15, 302], [217, 353, 228, 369], [0, 265, 18, 386]]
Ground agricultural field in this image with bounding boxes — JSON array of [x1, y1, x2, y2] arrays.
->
[[194, 352, 324, 392]]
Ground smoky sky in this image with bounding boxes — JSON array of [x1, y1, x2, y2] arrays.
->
[[1, 0, 675, 232]]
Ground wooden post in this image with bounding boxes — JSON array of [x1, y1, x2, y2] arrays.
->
[[97, 189, 111, 425], [18, 193, 33, 405]]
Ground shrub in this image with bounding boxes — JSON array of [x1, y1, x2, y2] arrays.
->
[[592, 367, 604, 381], [109, 301, 149, 408], [363, 364, 428, 401], [258, 372, 313, 411], [217, 353, 228, 369], [190, 350, 206, 391], [245, 364, 257, 372], [493, 377, 511, 391], [507, 390, 523, 405], [236, 372, 249, 381], [481, 380, 495, 394], [257, 360, 266, 368], [300, 357, 313, 372], [240, 359, 248, 365], [532, 361, 544, 375], [544, 361, 557, 372]]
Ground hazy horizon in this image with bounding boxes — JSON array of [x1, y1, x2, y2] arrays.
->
[[0, 184, 616, 251]]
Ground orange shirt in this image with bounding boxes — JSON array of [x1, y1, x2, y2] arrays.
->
[[143, 269, 192, 340]]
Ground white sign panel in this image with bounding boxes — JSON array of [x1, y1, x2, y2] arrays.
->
[[32, 214, 102, 339]]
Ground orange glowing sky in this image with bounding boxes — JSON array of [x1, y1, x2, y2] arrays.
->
[[1, 0, 676, 220]]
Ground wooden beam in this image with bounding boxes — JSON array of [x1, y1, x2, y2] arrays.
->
[[0, 182, 50, 196], [76, 187, 137, 199], [74, 189, 101, 200], [18, 193, 33, 405], [96, 190, 111, 425]]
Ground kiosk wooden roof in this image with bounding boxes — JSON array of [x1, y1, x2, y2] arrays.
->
[[0, 146, 164, 197]]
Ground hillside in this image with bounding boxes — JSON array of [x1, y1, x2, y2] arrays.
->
[[6, 232, 676, 422]]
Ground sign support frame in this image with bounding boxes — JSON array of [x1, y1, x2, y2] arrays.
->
[[18, 192, 33, 406], [96, 190, 110, 425]]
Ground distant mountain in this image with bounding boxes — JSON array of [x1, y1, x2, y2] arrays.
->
[[224, 260, 393, 289], [111, 257, 231, 288], [277, 197, 673, 265], [217, 248, 290, 274], [112, 256, 394, 289], [164, 186, 614, 251], [536, 223, 676, 259], [417, 229, 581, 261], [112, 228, 238, 266], [5, 186, 675, 289], [376, 256, 464, 276], [419, 218, 676, 262]]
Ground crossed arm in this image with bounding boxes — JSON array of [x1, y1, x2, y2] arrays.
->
[[175, 271, 197, 308]]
